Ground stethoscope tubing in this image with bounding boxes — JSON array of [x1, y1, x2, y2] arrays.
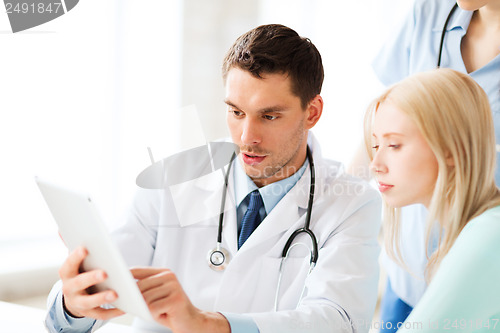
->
[[217, 152, 236, 244], [437, 3, 458, 68], [281, 147, 318, 264], [210, 146, 319, 270]]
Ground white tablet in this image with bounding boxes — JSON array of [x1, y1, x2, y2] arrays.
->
[[35, 177, 155, 323]]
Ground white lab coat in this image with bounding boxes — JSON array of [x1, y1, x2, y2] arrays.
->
[[49, 134, 382, 333]]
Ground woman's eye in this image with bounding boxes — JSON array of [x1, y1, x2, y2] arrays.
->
[[388, 144, 401, 149], [372, 144, 379, 151]]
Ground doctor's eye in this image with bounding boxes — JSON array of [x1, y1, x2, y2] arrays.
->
[[263, 114, 278, 121], [230, 110, 244, 117]]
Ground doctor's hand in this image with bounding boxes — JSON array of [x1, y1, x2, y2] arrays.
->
[[131, 267, 230, 333], [59, 246, 125, 320]]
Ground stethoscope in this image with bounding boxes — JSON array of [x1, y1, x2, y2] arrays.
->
[[207, 146, 319, 309], [437, 3, 458, 68], [439, 3, 500, 155]]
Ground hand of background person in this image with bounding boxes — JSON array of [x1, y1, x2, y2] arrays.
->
[[131, 267, 230, 333], [59, 246, 125, 320]]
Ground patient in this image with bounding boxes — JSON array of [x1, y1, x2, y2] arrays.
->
[[366, 68, 500, 332]]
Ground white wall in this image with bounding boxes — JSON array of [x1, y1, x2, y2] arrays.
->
[[0, 0, 183, 297]]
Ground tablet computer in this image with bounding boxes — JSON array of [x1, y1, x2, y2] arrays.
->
[[35, 177, 155, 323]]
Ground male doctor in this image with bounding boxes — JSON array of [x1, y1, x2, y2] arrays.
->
[[46, 24, 381, 333]]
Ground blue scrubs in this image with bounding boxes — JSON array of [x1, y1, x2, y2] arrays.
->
[[380, 281, 413, 333]]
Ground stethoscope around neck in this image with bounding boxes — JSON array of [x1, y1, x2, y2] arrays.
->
[[437, 3, 458, 68], [207, 147, 319, 308]]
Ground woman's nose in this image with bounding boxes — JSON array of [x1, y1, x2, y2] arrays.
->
[[369, 150, 387, 174]]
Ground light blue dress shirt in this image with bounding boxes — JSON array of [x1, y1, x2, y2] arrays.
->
[[372, 0, 500, 308], [46, 282, 96, 332], [233, 157, 308, 232], [47, 157, 308, 333]]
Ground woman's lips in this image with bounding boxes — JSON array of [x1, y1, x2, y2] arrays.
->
[[242, 153, 266, 166], [378, 182, 394, 193]]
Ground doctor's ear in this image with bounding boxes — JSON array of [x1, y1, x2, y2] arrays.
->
[[304, 95, 323, 130]]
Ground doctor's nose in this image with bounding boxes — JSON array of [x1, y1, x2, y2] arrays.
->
[[240, 118, 262, 146]]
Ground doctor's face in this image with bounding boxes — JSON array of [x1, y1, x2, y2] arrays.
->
[[225, 68, 322, 187], [369, 101, 439, 208]]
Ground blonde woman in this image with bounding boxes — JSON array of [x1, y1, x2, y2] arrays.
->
[[367, 68, 500, 332], [359, 1, 500, 329]]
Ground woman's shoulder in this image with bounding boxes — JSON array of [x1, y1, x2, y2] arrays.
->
[[458, 205, 500, 252], [436, 206, 500, 280], [466, 205, 500, 230]]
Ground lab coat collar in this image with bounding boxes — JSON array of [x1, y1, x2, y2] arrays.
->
[[169, 161, 236, 226]]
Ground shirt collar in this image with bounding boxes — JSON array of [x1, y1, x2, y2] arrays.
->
[[233, 156, 309, 214], [435, 5, 473, 32]]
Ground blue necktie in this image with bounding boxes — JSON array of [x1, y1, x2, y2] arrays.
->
[[238, 190, 264, 249]]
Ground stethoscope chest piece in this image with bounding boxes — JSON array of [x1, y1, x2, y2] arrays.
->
[[207, 244, 230, 271]]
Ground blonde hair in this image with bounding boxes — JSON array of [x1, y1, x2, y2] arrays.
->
[[365, 68, 500, 279]]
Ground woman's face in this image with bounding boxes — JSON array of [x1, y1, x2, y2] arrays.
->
[[369, 101, 439, 208]]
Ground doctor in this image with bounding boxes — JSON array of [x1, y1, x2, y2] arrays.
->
[[45, 24, 382, 333]]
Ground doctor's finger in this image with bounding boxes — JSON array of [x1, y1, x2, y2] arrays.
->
[[80, 305, 125, 321], [130, 267, 171, 280], [59, 247, 88, 279], [135, 270, 178, 293], [72, 290, 120, 312], [62, 270, 108, 295], [141, 281, 181, 306]]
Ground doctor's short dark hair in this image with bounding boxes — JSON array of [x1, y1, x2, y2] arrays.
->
[[222, 24, 324, 109]]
